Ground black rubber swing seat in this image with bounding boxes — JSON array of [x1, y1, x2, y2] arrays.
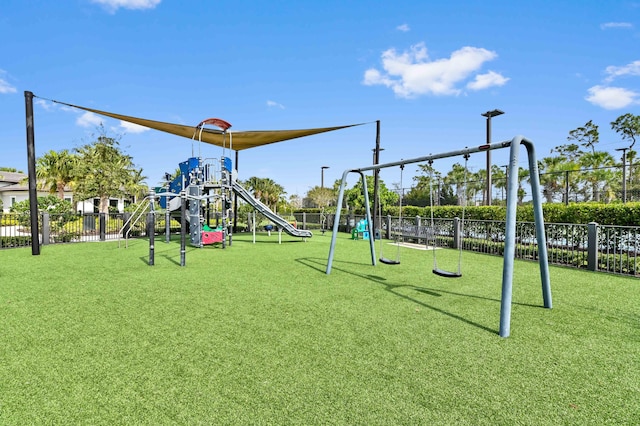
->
[[379, 257, 400, 265], [432, 268, 462, 278]]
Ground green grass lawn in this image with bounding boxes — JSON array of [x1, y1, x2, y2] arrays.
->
[[1, 232, 638, 424]]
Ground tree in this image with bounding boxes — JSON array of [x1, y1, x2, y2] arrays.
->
[[407, 163, 441, 207], [551, 143, 583, 162], [611, 113, 640, 150], [568, 120, 599, 154], [579, 151, 616, 202], [444, 162, 468, 206], [491, 165, 507, 204], [343, 175, 398, 213], [0, 167, 21, 172], [244, 177, 285, 211], [468, 169, 485, 205], [74, 132, 144, 214], [124, 168, 149, 204], [538, 156, 573, 203], [289, 194, 303, 209], [35, 149, 77, 199], [306, 186, 335, 208], [515, 167, 529, 205]]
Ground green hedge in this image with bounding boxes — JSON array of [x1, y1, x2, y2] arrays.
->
[[364, 203, 640, 226], [0, 236, 32, 248]]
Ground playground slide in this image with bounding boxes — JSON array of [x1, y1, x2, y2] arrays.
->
[[232, 181, 313, 239]]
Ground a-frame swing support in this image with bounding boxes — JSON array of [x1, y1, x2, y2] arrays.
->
[[326, 136, 552, 338]]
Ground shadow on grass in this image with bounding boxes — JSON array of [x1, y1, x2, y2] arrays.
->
[[296, 257, 499, 335], [136, 243, 198, 266]]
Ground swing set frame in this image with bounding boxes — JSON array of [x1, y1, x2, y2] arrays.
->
[[325, 136, 552, 338]]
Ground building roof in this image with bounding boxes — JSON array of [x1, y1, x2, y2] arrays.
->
[[0, 171, 27, 185]]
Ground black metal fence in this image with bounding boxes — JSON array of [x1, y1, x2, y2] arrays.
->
[[2, 211, 637, 277], [0, 212, 181, 248], [345, 214, 639, 277]]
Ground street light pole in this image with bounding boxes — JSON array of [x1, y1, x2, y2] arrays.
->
[[321, 166, 329, 189], [615, 147, 628, 203], [481, 109, 504, 206]]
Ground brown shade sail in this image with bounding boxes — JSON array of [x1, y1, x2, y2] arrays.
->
[[52, 100, 365, 151]]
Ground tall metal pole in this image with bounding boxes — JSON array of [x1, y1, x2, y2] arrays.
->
[[616, 147, 628, 203], [481, 109, 504, 206], [486, 117, 492, 205], [24, 91, 40, 255], [372, 120, 381, 235], [321, 166, 329, 189]]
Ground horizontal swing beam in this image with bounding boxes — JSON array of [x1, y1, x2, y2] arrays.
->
[[352, 141, 512, 173]]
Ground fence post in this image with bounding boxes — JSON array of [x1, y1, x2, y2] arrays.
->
[[453, 217, 461, 249], [42, 212, 50, 245], [302, 212, 306, 230], [587, 222, 599, 271], [385, 215, 391, 239], [416, 215, 421, 243], [99, 213, 106, 241]]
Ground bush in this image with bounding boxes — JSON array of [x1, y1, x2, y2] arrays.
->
[[339, 202, 640, 226], [0, 236, 32, 248], [0, 215, 19, 226]]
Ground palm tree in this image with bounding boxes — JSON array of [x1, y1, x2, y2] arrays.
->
[[244, 177, 285, 210], [538, 156, 572, 203], [36, 149, 77, 199], [516, 167, 529, 205], [468, 169, 485, 205], [579, 151, 616, 202], [124, 168, 149, 204], [491, 165, 507, 204], [444, 163, 468, 206]]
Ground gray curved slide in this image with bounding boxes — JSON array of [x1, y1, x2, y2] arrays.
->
[[232, 181, 312, 238]]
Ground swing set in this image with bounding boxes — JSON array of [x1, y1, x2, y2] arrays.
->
[[326, 136, 552, 337], [376, 155, 470, 277]]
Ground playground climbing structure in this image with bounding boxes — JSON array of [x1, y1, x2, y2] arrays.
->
[[155, 118, 311, 248]]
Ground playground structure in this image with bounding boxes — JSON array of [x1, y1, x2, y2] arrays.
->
[[326, 136, 552, 338], [115, 117, 313, 257], [351, 218, 371, 240], [23, 91, 363, 258], [137, 122, 313, 265]]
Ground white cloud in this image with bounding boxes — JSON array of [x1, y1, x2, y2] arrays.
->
[[266, 100, 285, 109], [0, 74, 16, 94], [35, 99, 54, 110], [604, 60, 640, 82], [363, 42, 506, 97], [77, 111, 103, 127], [585, 85, 639, 109], [91, 0, 160, 12], [397, 23, 410, 32], [600, 22, 633, 30], [467, 71, 510, 90], [119, 120, 149, 133]]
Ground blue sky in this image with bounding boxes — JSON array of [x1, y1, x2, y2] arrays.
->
[[1, 0, 639, 199]]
